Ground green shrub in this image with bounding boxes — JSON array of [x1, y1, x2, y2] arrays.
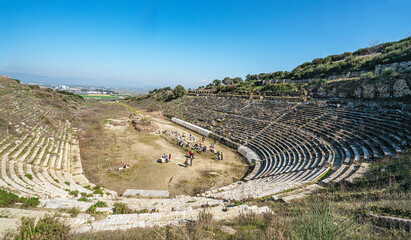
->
[[22, 197, 40, 208], [17, 215, 70, 239], [0, 189, 20, 207], [69, 207, 80, 217], [383, 68, 395, 77], [54, 179, 60, 183], [94, 201, 108, 207], [24, 174, 33, 180], [361, 71, 374, 79], [69, 190, 79, 197], [92, 185, 104, 195], [86, 205, 97, 214], [113, 203, 133, 214], [80, 192, 93, 198], [77, 197, 90, 202], [136, 208, 149, 214], [64, 181, 70, 186], [86, 201, 107, 214], [233, 201, 244, 207]]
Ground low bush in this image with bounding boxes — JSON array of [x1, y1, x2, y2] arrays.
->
[[69, 190, 79, 197], [92, 185, 104, 195], [361, 71, 375, 79], [0, 189, 39, 208], [0, 189, 20, 207], [16, 215, 70, 239], [86, 205, 97, 214], [383, 68, 395, 77], [94, 201, 108, 207], [78, 197, 90, 202], [69, 207, 80, 217], [22, 197, 40, 208], [113, 203, 133, 214], [233, 200, 244, 207], [24, 174, 33, 180]]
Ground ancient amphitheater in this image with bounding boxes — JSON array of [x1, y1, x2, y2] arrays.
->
[[0, 74, 410, 236], [151, 95, 410, 201]]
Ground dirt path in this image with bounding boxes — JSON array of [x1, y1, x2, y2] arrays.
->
[[83, 104, 248, 196]]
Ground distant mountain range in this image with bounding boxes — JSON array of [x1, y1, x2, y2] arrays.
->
[[0, 71, 150, 92]]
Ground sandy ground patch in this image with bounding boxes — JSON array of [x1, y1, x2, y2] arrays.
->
[[82, 107, 248, 197]]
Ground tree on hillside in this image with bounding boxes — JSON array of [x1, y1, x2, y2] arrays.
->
[[161, 86, 172, 92], [245, 74, 259, 81], [172, 85, 187, 99], [206, 83, 215, 89], [222, 77, 233, 85], [149, 88, 158, 94], [213, 79, 222, 86], [233, 77, 243, 83]]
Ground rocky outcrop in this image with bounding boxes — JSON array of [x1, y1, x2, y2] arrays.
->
[[375, 61, 411, 76], [314, 78, 411, 99], [367, 213, 411, 231], [393, 79, 411, 98]]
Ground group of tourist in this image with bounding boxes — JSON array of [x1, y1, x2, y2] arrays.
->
[[158, 129, 226, 167], [161, 153, 172, 163], [118, 164, 130, 171], [288, 104, 298, 113], [217, 151, 224, 160]]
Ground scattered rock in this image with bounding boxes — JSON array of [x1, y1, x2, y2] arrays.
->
[[221, 225, 237, 235]]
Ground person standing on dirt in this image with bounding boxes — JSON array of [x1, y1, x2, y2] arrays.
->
[[169, 153, 172, 162], [184, 155, 189, 166], [189, 151, 194, 166], [221, 152, 224, 160], [217, 151, 221, 160]]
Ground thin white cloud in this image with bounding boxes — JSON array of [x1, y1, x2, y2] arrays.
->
[[200, 79, 207, 82]]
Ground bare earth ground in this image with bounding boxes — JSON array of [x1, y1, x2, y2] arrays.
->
[[81, 104, 248, 197]]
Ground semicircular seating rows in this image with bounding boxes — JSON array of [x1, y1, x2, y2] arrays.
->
[[164, 97, 410, 200], [0, 99, 99, 199], [1, 84, 410, 231]]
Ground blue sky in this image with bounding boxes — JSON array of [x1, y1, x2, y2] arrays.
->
[[0, 0, 410, 89]]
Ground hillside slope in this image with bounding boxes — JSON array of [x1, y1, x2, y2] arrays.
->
[[188, 37, 411, 99]]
